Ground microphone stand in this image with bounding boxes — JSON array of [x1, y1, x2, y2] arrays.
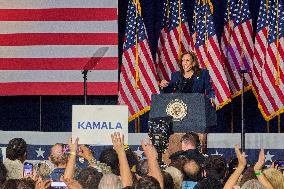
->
[[81, 47, 109, 105], [82, 70, 89, 105], [240, 68, 247, 153]]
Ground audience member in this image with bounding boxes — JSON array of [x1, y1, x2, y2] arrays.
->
[[181, 132, 201, 151], [4, 134, 283, 189], [1, 179, 22, 189], [99, 148, 120, 175], [134, 175, 161, 189], [75, 167, 103, 189], [164, 166, 182, 189], [238, 167, 257, 187], [136, 159, 149, 178], [48, 143, 68, 181], [162, 171, 174, 189], [0, 161, 7, 185], [183, 159, 203, 182], [240, 179, 265, 189], [263, 168, 284, 189], [4, 138, 27, 179], [35, 161, 52, 181], [98, 173, 123, 189]]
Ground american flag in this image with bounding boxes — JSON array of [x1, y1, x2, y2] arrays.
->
[[253, 0, 284, 120], [156, 0, 193, 81], [193, 1, 231, 108], [221, 0, 254, 97], [118, 0, 160, 120], [0, 0, 118, 95]]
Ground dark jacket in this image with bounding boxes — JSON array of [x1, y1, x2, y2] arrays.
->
[[162, 69, 215, 98]]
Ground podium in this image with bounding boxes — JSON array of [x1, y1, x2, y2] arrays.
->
[[149, 93, 216, 133]]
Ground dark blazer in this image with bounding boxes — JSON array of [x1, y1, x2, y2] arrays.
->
[[162, 69, 215, 98]]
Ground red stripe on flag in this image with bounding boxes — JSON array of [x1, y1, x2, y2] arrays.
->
[[162, 29, 177, 74], [224, 59, 241, 92], [0, 58, 118, 70], [156, 50, 170, 81], [253, 54, 277, 112], [122, 50, 145, 109], [120, 64, 144, 110], [0, 33, 118, 46], [118, 82, 135, 115], [139, 41, 159, 94], [208, 38, 231, 98], [140, 41, 157, 80], [0, 8, 117, 21], [0, 82, 118, 95], [129, 47, 150, 104], [181, 23, 192, 49], [243, 21, 254, 56], [266, 47, 284, 103]]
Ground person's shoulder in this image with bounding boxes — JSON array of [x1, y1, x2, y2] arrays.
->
[[171, 71, 181, 78], [200, 68, 209, 74]]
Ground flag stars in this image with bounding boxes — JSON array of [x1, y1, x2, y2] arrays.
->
[[265, 151, 275, 163], [35, 147, 45, 159]]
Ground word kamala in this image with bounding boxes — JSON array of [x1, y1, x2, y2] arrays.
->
[[78, 121, 123, 130]]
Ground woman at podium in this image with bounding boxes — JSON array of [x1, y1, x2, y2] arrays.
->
[[159, 51, 215, 104]]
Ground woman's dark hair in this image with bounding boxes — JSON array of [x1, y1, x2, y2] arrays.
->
[[134, 175, 161, 189], [162, 171, 174, 189], [179, 51, 201, 76], [75, 167, 103, 189], [18, 178, 35, 189], [99, 148, 120, 175], [239, 167, 257, 187], [194, 177, 223, 189], [1, 179, 22, 189], [203, 155, 227, 180], [0, 161, 7, 184], [6, 138, 27, 161], [136, 159, 149, 177], [181, 132, 201, 151], [126, 148, 139, 170]]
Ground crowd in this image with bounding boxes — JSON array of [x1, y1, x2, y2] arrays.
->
[[0, 132, 284, 189]]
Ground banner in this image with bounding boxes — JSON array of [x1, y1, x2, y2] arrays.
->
[[72, 105, 128, 145]]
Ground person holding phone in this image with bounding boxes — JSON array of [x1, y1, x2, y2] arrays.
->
[[4, 138, 27, 179]]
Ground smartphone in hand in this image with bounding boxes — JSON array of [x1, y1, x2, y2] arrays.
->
[[23, 162, 33, 177], [50, 181, 68, 189]]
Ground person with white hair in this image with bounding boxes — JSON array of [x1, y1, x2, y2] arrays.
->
[[98, 173, 123, 189]]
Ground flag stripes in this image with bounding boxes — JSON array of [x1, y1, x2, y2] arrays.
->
[[0, 0, 118, 95]]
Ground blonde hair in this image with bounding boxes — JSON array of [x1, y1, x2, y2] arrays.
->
[[164, 166, 183, 189], [263, 168, 284, 189], [241, 179, 265, 189]]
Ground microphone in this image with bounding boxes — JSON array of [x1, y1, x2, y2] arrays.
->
[[173, 81, 179, 93]]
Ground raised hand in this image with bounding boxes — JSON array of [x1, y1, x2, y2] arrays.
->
[[78, 145, 93, 160], [111, 132, 125, 155], [68, 137, 79, 154], [141, 138, 157, 160], [254, 149, 265, 172], [234, 144, 247, 169]]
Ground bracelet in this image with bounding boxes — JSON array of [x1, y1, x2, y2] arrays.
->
[[88, 158, 96, 165], [255, 171, 263, 176], [70, 151, 76, 156]]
